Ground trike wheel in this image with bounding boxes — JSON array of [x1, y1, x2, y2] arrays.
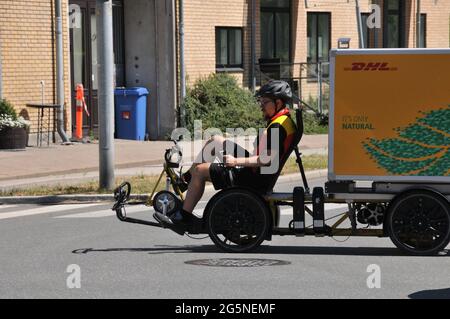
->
[[152, 191, 181, 216], [386, 190, 450, 256], [205, 188, 270, 253]]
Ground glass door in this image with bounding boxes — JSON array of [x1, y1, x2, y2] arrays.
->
[[69, 0, 124, 137]]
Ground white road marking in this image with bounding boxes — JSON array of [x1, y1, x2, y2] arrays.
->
[[2, 202, 349, 220], [0, 205, 19, 211], [56, 205, 151, 219], [0, 203, 101, 220]]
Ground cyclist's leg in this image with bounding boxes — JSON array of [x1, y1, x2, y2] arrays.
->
[[183, 163, 212, 213]]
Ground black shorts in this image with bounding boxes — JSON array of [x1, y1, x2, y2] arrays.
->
[[210, 163, 262, 191], [208, 140, 270, 192], [208, 140, 250, 190]]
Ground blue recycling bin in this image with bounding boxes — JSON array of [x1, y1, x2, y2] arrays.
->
[[115, 87, 149, 141]]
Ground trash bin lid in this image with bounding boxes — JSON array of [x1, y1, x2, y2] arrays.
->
[[115, 87, 149, 96]]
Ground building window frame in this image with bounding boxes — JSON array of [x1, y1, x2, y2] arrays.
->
[[419, 13, 427, 48], [215, 27, 244, 70], [383, 0, 405, 48], [260, 0, 291, 62], [307, 11, 331, 78], [361, 12, 373, 48]]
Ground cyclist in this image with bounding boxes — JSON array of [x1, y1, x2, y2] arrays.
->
[[154, 80, 298, 235]]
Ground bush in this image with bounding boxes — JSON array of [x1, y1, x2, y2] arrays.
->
[[0, 99, 17, 120], [182, 73, 265, 134], [0, 99, 30, 131], [303, 112, 328, 134], [302, 92, 329, 134]]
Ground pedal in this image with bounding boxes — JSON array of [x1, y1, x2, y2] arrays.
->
[[312, 187, 325, 236], [293, 187, 305, 236]]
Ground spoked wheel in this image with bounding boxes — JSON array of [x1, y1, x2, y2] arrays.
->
[[152, 191, 181, 216], [386, 190, 450, 256], [205, 188, 271, 253]]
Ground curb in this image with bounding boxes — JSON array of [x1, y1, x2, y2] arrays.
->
[[0, 169, 328, 205]]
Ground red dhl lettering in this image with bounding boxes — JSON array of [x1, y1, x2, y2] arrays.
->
[[344, 62, 397, 71]]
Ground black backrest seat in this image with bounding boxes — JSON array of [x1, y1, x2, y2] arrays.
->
[[262, 108, 304, 194]]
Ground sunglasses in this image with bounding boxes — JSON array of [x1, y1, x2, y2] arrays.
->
[[259, 99, 274, 108]]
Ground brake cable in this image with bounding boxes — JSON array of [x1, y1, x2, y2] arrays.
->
[[185, 233, 210, 240]]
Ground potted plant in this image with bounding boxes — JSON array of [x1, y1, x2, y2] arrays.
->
[[0, 99, 30, 150]]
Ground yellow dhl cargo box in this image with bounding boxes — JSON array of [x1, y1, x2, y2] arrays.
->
[[328, 49, 450, 183]]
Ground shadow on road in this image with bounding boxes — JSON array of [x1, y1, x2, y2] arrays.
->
[[72, 245, 450, 257], [409, 288, 450, 299]]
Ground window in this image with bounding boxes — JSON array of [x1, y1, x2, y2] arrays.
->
[[260, 0, 290, 62], [307, 12, 331, 77], [383, 0, 405, 48], [113, 1, 125, 86], [361, 13, 373, 48], [215, 27, 243, 69], [419, 14, 427, 48]]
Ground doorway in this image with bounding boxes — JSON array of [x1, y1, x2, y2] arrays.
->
[[69, 0, 125, 136]]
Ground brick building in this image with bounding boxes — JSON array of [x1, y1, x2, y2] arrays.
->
[[181, 0, 450, 104], [0, 0, 176, 141], [0, 0, 449, 142]]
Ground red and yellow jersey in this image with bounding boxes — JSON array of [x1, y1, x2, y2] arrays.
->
[[256, 108, 297, 161], [252, 108, 297, 191]]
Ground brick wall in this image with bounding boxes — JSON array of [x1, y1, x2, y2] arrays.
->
[[183, 0, 253, 88], [0, 0, 71, 136], [408, 0, 450, 48], [181, 0, 450, 93]]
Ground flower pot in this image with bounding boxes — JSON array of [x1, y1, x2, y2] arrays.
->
[[0, 127, 27, 150]]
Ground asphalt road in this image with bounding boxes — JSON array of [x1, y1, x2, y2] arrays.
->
[[0, 176, 449, 299]]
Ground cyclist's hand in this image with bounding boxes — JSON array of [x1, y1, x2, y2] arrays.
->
[[223, 155, 237, 167]]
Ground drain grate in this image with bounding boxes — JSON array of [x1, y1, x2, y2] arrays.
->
[[185, 258, 291, 267]]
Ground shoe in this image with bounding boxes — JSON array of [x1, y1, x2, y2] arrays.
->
[[153, 211, 187, 236]]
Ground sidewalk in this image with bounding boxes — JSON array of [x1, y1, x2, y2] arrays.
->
[[0, 135, 328, 190]]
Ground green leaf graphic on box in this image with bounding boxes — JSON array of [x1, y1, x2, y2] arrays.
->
[[363, 107, 450, 176], [417, 108, 450, 135], [368, 139, 442, 159], [417, 151, 450, 176], [398, 125, 450, 146], [364, 144, 436, 175]]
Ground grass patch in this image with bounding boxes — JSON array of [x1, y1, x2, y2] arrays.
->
[[0, 174, 166, 197], [282, 154, 328, 175], [1, 155, 328, 197]]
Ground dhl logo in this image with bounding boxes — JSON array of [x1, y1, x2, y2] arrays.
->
[[344, 62, 398, 71]]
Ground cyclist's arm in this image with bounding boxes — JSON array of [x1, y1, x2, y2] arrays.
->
[[225, 124, 285, 168], [231, 153, 276, 167]]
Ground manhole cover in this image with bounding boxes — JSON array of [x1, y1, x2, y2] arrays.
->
[[185, 258, 291, 267]]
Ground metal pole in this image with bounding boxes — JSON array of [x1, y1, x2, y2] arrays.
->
[[318, 62, 323, 114], [0, 38, 3, 100], [355, 0, 365, 48], [179, 0, 186, 127], [416, 0, 421, 48], [55, 0, 70, 143], [97, 0, 115, 190], [250, 0, 256, 92]]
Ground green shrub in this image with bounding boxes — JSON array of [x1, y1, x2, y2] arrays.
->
[[182, 73, 265, 134], [0, 99, 17, 120], [303, 112, 328, 134], [302, 91, 329, 134]]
